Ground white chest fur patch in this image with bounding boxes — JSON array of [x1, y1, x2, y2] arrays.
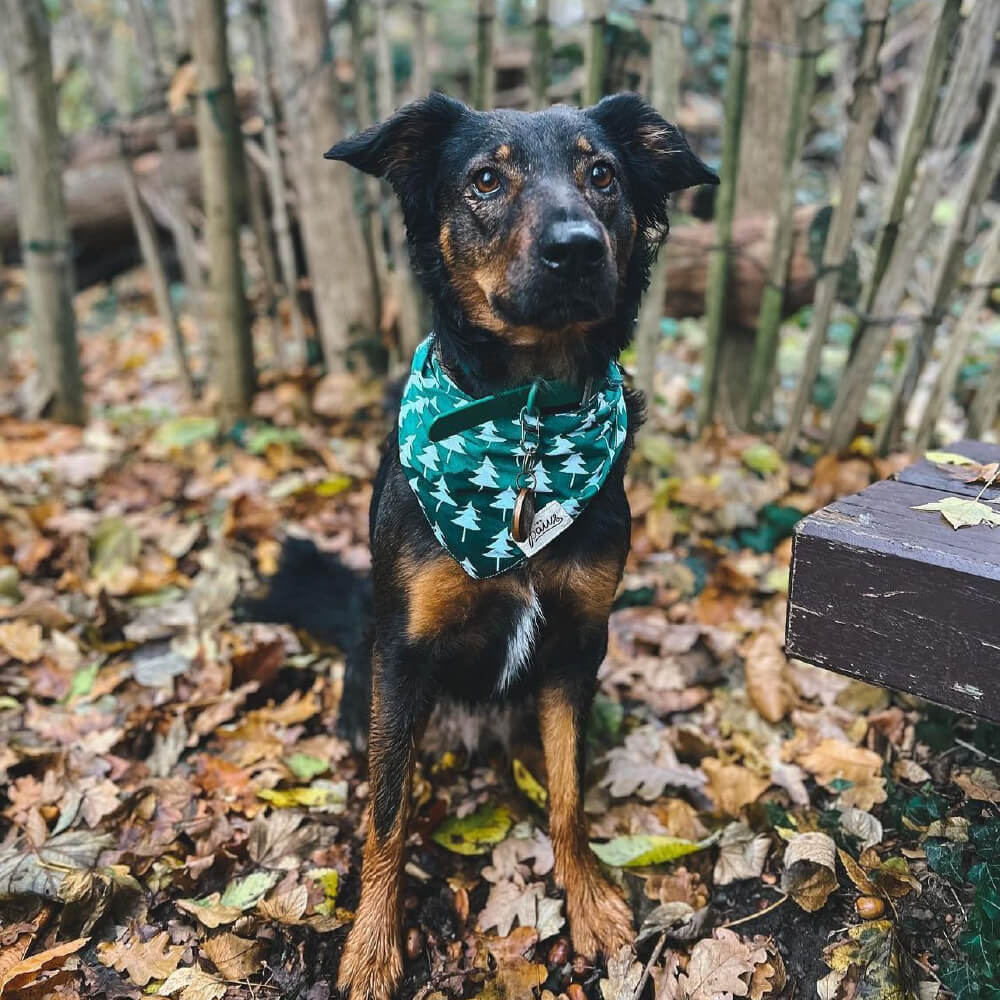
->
[[496, 584, 544, 695]]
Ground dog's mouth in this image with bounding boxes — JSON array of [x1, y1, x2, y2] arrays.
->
[[490, 269, 617, 331]]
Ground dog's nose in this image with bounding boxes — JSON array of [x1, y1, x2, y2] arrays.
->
[[539, 220, 605, 275]]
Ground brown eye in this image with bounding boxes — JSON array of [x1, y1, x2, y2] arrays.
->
[[590, 162, 614, 190], [472, 168, 501, 196]]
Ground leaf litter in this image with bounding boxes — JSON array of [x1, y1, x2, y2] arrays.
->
[[0, 283, 994, 999]]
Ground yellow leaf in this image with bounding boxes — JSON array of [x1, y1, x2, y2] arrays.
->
[[307, 868, 340, 915], [433, 804, 512, 856], [201, 933, 264, 981], [257, 780, 346, 812], [512, 759, 548, 809]]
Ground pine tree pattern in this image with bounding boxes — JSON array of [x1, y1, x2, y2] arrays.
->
[[396, 337, 627, 579]]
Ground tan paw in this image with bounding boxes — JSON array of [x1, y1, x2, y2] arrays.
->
[[337, 922, 403, 1000], [566, 875, 634, 959]]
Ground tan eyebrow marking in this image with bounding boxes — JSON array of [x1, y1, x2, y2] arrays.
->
[[495, 143, 512, 161], [576, 136, 594, 154]]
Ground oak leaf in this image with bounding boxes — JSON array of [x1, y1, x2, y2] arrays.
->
[[701, 759, 769, 817], [679, 929, 766, 1000], [98, 931, 184, 986]]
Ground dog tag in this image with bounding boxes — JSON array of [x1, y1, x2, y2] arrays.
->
[[511, 487, 536, 543], [514, 500, 573, 557]]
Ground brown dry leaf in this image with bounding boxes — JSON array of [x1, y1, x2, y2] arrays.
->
[[157, 965, 226, 1000], [742, 630, 791, 723], [747, 940, 786, 1000], [781, 833, 838, 912], [602, 725, 705, 801], [955, 767, 1000, 802], [601, 945, 643, 1000], [98, 931, 184, 986], [0, 619, 43, 662], [201, 933, 264, 981], [714, 822, 770, 886], [798, 739, 886, 810], [702, 759, 769, 817], [892, 758, 932, 784], [256, 884, 309, 924], [837, 849, 878, 896], [0, 937, 87, 992], [678, 928, 766, 1000], [495, 955, 548, 998]]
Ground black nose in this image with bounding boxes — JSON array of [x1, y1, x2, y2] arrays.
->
[[539, 220, 605, 275]]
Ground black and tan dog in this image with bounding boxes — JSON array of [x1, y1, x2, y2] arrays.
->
[[322, 93, 716, 1000]]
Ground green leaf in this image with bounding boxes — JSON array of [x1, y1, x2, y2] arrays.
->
[[91, 516, 140, 577], [257, 780, 346, 811], [912, 497, 1000, 530], [219, 871, 279, 910], [284, 753, 328, 782], [741, 442, 784, 476], [925, 451, 977, 466], [432, 804, 512, 856], [589, 834, 709, 868], [152, 415, 219, 449], [307, 867, 340, 915], [941, 960, 982, 1000], [925, 840, 966, 883]]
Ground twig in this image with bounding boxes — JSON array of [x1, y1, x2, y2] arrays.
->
[[631, 931, 669, 1000], [720, 892, 789, 928], [954, 737, 1000, 766]]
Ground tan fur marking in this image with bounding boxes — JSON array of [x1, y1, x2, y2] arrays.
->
[[543, 556, 622, 620], [538, 686, 633, 957], [337, 665, 415, 1000], [495, 143, 512, 161], [576, 136, 594, 154], [405, 556, 480, 639]]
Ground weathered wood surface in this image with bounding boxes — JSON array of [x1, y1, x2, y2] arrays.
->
[[786, 441, 1000, 720]]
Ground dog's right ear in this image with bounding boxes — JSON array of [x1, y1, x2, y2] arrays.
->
[[325, 92, 468, 196]]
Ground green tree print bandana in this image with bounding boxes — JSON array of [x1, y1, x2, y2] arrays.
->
[[398, 336, 628, 579]]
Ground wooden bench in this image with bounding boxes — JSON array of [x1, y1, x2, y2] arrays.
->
[[786, 440, 1000, 721]]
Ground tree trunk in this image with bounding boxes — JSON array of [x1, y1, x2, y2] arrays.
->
[[531, 0, 552, 110], [734, 0, 795, 219], [633, 0, 684, 413], [697, 0, 751, 430], [826, 0, 962, 452], [475, 0, 496, 109], [914, 223, 1000, 453], [746, 0, 824, 426], [411, 0, 430, 98], [247, 1, 306, 368], [779, 0, 890, 456], [273, 0, 378, 373], [373, 0, 423, 365], [583, 0, 607, 106], [192, 0, 255, 423], [127, 0, 205, 294], [2, 0, 85, 425]]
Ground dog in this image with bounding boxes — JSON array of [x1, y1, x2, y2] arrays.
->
[[319, 92, 716, 1000]]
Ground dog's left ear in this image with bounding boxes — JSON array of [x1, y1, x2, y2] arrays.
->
[[587, 93, 717, 227], [326, 92, 468, 207]]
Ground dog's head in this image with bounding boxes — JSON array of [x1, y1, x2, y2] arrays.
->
[[327, 93, 716, 356]]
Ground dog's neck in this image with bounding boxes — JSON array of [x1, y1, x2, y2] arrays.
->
[[432, 314, 628, 398]]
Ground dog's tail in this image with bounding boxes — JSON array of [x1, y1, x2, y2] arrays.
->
[[237, 536, 372, 749]]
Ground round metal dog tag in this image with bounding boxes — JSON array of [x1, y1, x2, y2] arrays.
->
[[511, 488, 536, 543]]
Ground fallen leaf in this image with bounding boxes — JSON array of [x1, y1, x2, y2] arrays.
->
[[702, 759, 769, 817], [591, 834, 710, 868], [742, 631, 791, 723], [157, 965, 227, 1000], [781, 832, 837, 912], [98, 931, 184, 986], [433, 804, 512, 856], [679, 928, 766, 1000], [912, 496, 1000, 529], [201, 933, 264, 980], [799, 739, 886, 810], [601, 945, 643, 1000], [0, 937, 87, 992], [925, 451, 976, 466], [839, 807, 883, 851], [602, 725, 705, 801], [0, 620, 43, 662], [512, 758, 548, 809], [955, 767, 1000, 802], [714, 822, 771, 885]]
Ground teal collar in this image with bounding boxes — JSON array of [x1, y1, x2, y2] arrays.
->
[[398, 336, 628, 579]]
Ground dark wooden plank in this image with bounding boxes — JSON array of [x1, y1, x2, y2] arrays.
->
[[896, 439, 1000, 499], [786, 477, 1000, 721]]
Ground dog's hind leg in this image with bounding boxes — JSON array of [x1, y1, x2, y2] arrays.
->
[[538, 674, 633, 959], [337, 646, 429, 1000]]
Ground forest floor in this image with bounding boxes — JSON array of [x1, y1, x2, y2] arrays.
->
[[0, 272, 996, 1000]]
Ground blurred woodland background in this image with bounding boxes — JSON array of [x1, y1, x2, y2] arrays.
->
[[3, 3, 1000, 1000], [0, 0, 997, 455]]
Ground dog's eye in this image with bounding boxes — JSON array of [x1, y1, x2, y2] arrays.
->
[[472, 168, 502, 197], [590, 162, 615, 190]]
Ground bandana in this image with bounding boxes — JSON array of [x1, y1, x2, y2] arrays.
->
[[398, 336, 628, 579]]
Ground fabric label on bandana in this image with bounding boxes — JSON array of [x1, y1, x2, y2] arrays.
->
[[398, 336, 628, 580], [513, 500, 573, 557]]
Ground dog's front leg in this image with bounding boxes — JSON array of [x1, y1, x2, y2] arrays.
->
[[538, 675, 633, 959], [338, 647, 428, 1000]]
